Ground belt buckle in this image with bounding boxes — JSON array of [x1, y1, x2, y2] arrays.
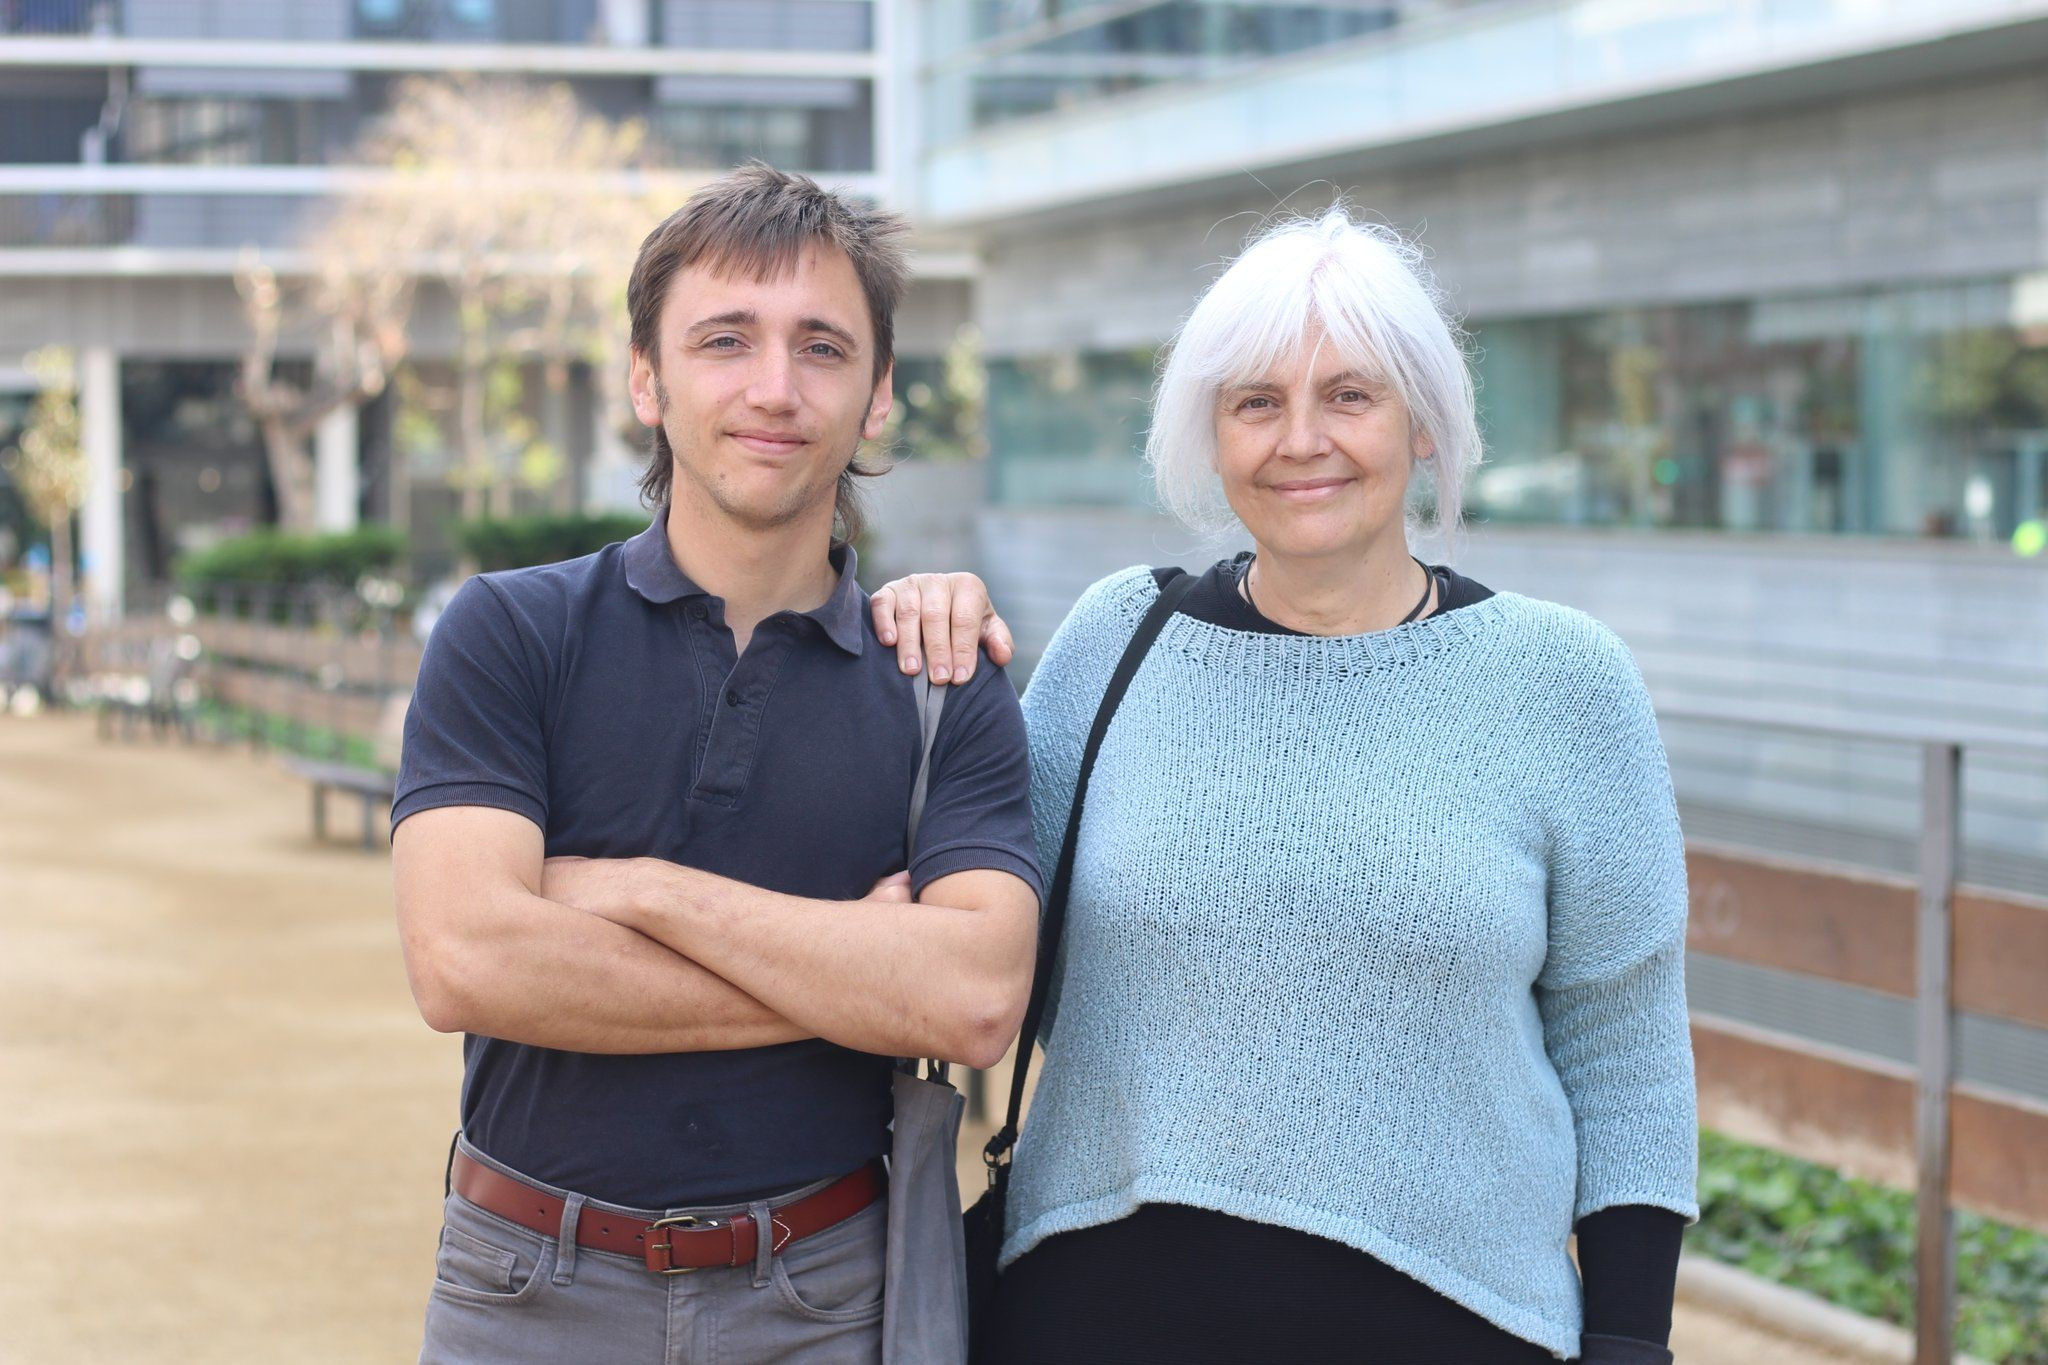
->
[[647, 1213, 713, 1275]]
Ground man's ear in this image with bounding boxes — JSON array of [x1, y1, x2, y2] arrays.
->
[[628, 348, 662, 429], [861, 360, 895, 442]]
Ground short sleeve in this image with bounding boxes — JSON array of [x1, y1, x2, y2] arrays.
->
[[1538, 625, 1688, 991], [391, 576, 551, 834], [907, 658, 1044, 904]]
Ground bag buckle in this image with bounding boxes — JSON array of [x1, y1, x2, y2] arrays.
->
[[982, 1123, 1017, 1182]]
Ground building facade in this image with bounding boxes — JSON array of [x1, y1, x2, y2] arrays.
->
[[891, 0, 2048, 948], [0, 0, 977, 609]]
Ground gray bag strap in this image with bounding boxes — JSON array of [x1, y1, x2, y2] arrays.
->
[[907, 671, 947, 849], [905, 672, 951, 1086]]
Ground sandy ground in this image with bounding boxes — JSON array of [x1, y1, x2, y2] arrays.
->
[[0, 712, 1862, 1364]]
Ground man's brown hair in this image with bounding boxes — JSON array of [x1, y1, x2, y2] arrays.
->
[[628, 162, 909, 543]]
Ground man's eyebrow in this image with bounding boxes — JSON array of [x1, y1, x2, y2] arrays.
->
[[686, 309, 757, 333], [799, 317, 861, 352]]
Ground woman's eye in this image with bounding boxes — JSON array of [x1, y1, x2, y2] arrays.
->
[[1239, 395, 1274, 411], [1336, 389, 1368, 404]]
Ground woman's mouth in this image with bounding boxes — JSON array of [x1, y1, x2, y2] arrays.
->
[[1270, 477, 1352, 501]]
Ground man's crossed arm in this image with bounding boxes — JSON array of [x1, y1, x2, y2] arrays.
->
[[393, 805, 1037, 1068]]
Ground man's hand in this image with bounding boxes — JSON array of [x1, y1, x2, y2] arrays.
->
[[537, 855, 1035, 1067], [393, 809, 807, 1053], [864, 871, 913, 903], [869, 572, 1012, 684]]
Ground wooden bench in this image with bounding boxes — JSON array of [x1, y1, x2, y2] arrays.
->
[[179, 618, 417, 848], [284, 755, 398, 851], [78, 620, 200, 742]]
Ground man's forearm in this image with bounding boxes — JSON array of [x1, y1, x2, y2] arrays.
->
[[414, 885, 807, 1054], [571, 860, 1035, 1067]]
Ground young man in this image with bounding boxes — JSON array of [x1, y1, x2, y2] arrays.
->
[[392, 165, 1042, 1363]]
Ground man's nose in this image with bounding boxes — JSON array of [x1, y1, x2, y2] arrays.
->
[[745, 352, 799, 412]]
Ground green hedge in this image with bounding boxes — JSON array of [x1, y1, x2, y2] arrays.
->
[[453, 512, 649, 573], [1692, 1130, 2048, 1362], [175, 526, 405, 592]]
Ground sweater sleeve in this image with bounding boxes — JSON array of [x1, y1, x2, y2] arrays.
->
[[1018, 566, 1159, 1040], [1536, 623, 1700, 1225]]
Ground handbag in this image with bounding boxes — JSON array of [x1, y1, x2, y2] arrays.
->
[[882, 669, 972, 1364], [962, 567, 1196, 1358]]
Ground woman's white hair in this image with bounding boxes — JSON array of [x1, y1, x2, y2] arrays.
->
[[1145, 207, 1480, 547]]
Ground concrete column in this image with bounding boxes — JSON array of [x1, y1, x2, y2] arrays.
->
[[78, 344, 122, 623], [587, 390, 644, 512], [314, 403, 360, 531]]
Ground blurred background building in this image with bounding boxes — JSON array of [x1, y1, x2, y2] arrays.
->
[[0, 0, 974, 603], [3, 12, 2047, 1353], [2, 0, 2045, 1095]]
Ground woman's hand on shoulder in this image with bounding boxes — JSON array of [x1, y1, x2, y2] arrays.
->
[[869, 572, 1013, 684]]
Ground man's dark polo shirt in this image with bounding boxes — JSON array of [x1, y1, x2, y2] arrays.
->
[[393, 512, 1042, 1209]]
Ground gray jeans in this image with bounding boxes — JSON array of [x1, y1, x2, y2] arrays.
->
[[420, 1140, 885, 1365]]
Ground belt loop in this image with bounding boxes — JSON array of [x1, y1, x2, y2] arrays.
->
[[442, 1130, 460, 1199], [748, 1200, 774, 1288], [552, 1193, 585, 1286]]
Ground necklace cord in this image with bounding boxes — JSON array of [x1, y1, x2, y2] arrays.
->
[[1241, 555, 1435, 628]]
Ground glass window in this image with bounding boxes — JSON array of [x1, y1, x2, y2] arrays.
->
[[1467, 282, 2048, 542], [928, 2, 1397, 137], [982, 279, 2048, 545], [986, 348, 1157, 507], [648, 87, 873, 173], [121, 97, 355, 166]]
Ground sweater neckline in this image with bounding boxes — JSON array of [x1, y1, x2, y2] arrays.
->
[[1156, 572, 1524, 671]]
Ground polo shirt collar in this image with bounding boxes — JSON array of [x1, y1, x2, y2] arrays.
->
[[623, 508, 867, 656]]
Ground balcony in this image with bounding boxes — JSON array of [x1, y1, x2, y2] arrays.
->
[[916, 0, 2048, 226]]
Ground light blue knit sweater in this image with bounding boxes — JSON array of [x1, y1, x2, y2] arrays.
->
[[1005, 567, 1699, 1358]]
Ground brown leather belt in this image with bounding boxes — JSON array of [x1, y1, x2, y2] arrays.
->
[[449, 1149, 886, 1275]]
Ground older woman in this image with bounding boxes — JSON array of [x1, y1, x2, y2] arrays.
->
[[873, 211, 1696, 1364]]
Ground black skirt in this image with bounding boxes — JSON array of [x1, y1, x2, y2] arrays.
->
[[982, 1202, 1559, 1364]]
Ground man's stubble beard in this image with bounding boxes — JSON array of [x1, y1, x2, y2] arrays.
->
[[654, 371, 854, 534]]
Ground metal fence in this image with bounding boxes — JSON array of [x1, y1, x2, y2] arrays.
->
[[1665, 702, 2048, 1364]]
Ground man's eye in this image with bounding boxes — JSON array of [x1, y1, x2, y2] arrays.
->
[[704, 336, 742, 350], [803, 343, 843, 358]]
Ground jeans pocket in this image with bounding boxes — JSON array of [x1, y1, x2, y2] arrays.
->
[[430, 1196, 553, 1307], [769, 1203, 887, 1323]]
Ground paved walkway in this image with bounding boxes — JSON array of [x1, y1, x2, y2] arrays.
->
[[0, 713, 1863, 1362]]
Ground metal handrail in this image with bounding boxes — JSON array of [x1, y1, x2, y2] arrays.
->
[[1653, 701, 2048, 1364], [1654, 697, 2048, 760]]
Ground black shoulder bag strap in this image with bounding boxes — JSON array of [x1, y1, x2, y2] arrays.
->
[[982, 566, 1195, 1178]]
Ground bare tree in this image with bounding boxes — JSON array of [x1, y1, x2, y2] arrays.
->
[[4, 347, 89, 622], [353, 76, 659, 519], [234, 75, 657, 531], [234, 234, 413, 533]]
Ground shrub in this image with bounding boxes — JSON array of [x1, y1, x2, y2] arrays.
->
[[452, 512, 649, 572], [1692, 1130, 2048, 1362], [176, 526, 405, 593]]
